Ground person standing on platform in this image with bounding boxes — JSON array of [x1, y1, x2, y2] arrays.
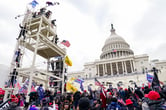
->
[[52, 35, 59, 44], [45, 10, 52, 19], [50, 60, 55, 71]]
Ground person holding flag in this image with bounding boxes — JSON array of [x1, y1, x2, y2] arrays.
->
[[151, 67, 161, 91], [94, 78, 107, 109]]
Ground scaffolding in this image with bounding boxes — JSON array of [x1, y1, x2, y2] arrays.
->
[[3, 8, 66, 102]]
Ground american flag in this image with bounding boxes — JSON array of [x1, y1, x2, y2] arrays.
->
[[94, 78, 105, 89], [61, 40, 70, 47], [112, 49, 117, 52], [95, 78, 101, 86]]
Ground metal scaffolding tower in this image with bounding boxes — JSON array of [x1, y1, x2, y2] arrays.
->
[[3, 8, 66, 102]]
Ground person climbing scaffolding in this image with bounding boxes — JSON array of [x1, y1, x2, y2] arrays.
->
[[16, 23, 27, 41], [15, 48, 22, 68], [10, 68, 18, 88]]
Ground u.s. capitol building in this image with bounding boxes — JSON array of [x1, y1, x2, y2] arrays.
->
[[68, 24, 166, 90]]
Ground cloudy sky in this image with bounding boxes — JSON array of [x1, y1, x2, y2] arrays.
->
[[0, 0, 166, 72]]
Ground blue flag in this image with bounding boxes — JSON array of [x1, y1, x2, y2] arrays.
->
[[74, 78, 84, 84], [30, 0, 39, 8], [146, 73, 153, 82]]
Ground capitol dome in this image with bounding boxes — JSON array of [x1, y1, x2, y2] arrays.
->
[[100, 24, 134, 59]]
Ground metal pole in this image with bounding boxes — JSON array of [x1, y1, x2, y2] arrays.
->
[[26, 17, 42, 102], [61, 56, 66, 94]]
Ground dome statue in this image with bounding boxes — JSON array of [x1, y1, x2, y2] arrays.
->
[[100, 24, 134, 59]]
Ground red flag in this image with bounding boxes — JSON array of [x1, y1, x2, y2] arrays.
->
[[31, 86, 36, 92], [100, 88, 106, 108], [16, 82, 21, 89], [61, 40, 70, 47]]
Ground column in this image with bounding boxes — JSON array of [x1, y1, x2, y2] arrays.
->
[[97, 65, 99, 77], [105, 63, 107, 75], [103, 64, 105, 76], [124, 61, 127, 74], [122, 61, 124, 74], [132, 60, 136, 72], [110, 63, 113, 76], [116, 62, 119, 75], [130, 60, 134, 73]]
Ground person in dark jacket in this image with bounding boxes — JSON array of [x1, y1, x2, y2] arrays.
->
[[143, 86, 152, 94], [78, 97, 91, 110], [40, 98, 49, 110], [73, 91, 81, 109], [17, 23, 27, 40], [91, 99, 102, 110], [134, 88, 144, 99]]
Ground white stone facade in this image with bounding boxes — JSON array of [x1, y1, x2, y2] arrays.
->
[[68, 24, 166, 90]]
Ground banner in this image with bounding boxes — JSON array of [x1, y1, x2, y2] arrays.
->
[[0, 99, 11, 110], [65, 56, 72, 66], [66, 82, 77, 93]]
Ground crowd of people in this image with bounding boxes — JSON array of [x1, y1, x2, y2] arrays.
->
[[1, 83, 166, 110]]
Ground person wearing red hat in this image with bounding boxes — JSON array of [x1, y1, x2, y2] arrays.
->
[[81, 90, 89, 97], [125, 99, 135, 110], [8, 95, 21, 110], [106, 92, 112, 107], [146, 91, 165, 110], [148, 91, 160, 101]]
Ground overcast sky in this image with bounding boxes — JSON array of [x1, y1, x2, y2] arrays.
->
[[0, 0, 166, 72]]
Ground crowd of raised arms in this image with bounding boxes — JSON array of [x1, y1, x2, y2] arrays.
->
[[1, 83, 166, 110]]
